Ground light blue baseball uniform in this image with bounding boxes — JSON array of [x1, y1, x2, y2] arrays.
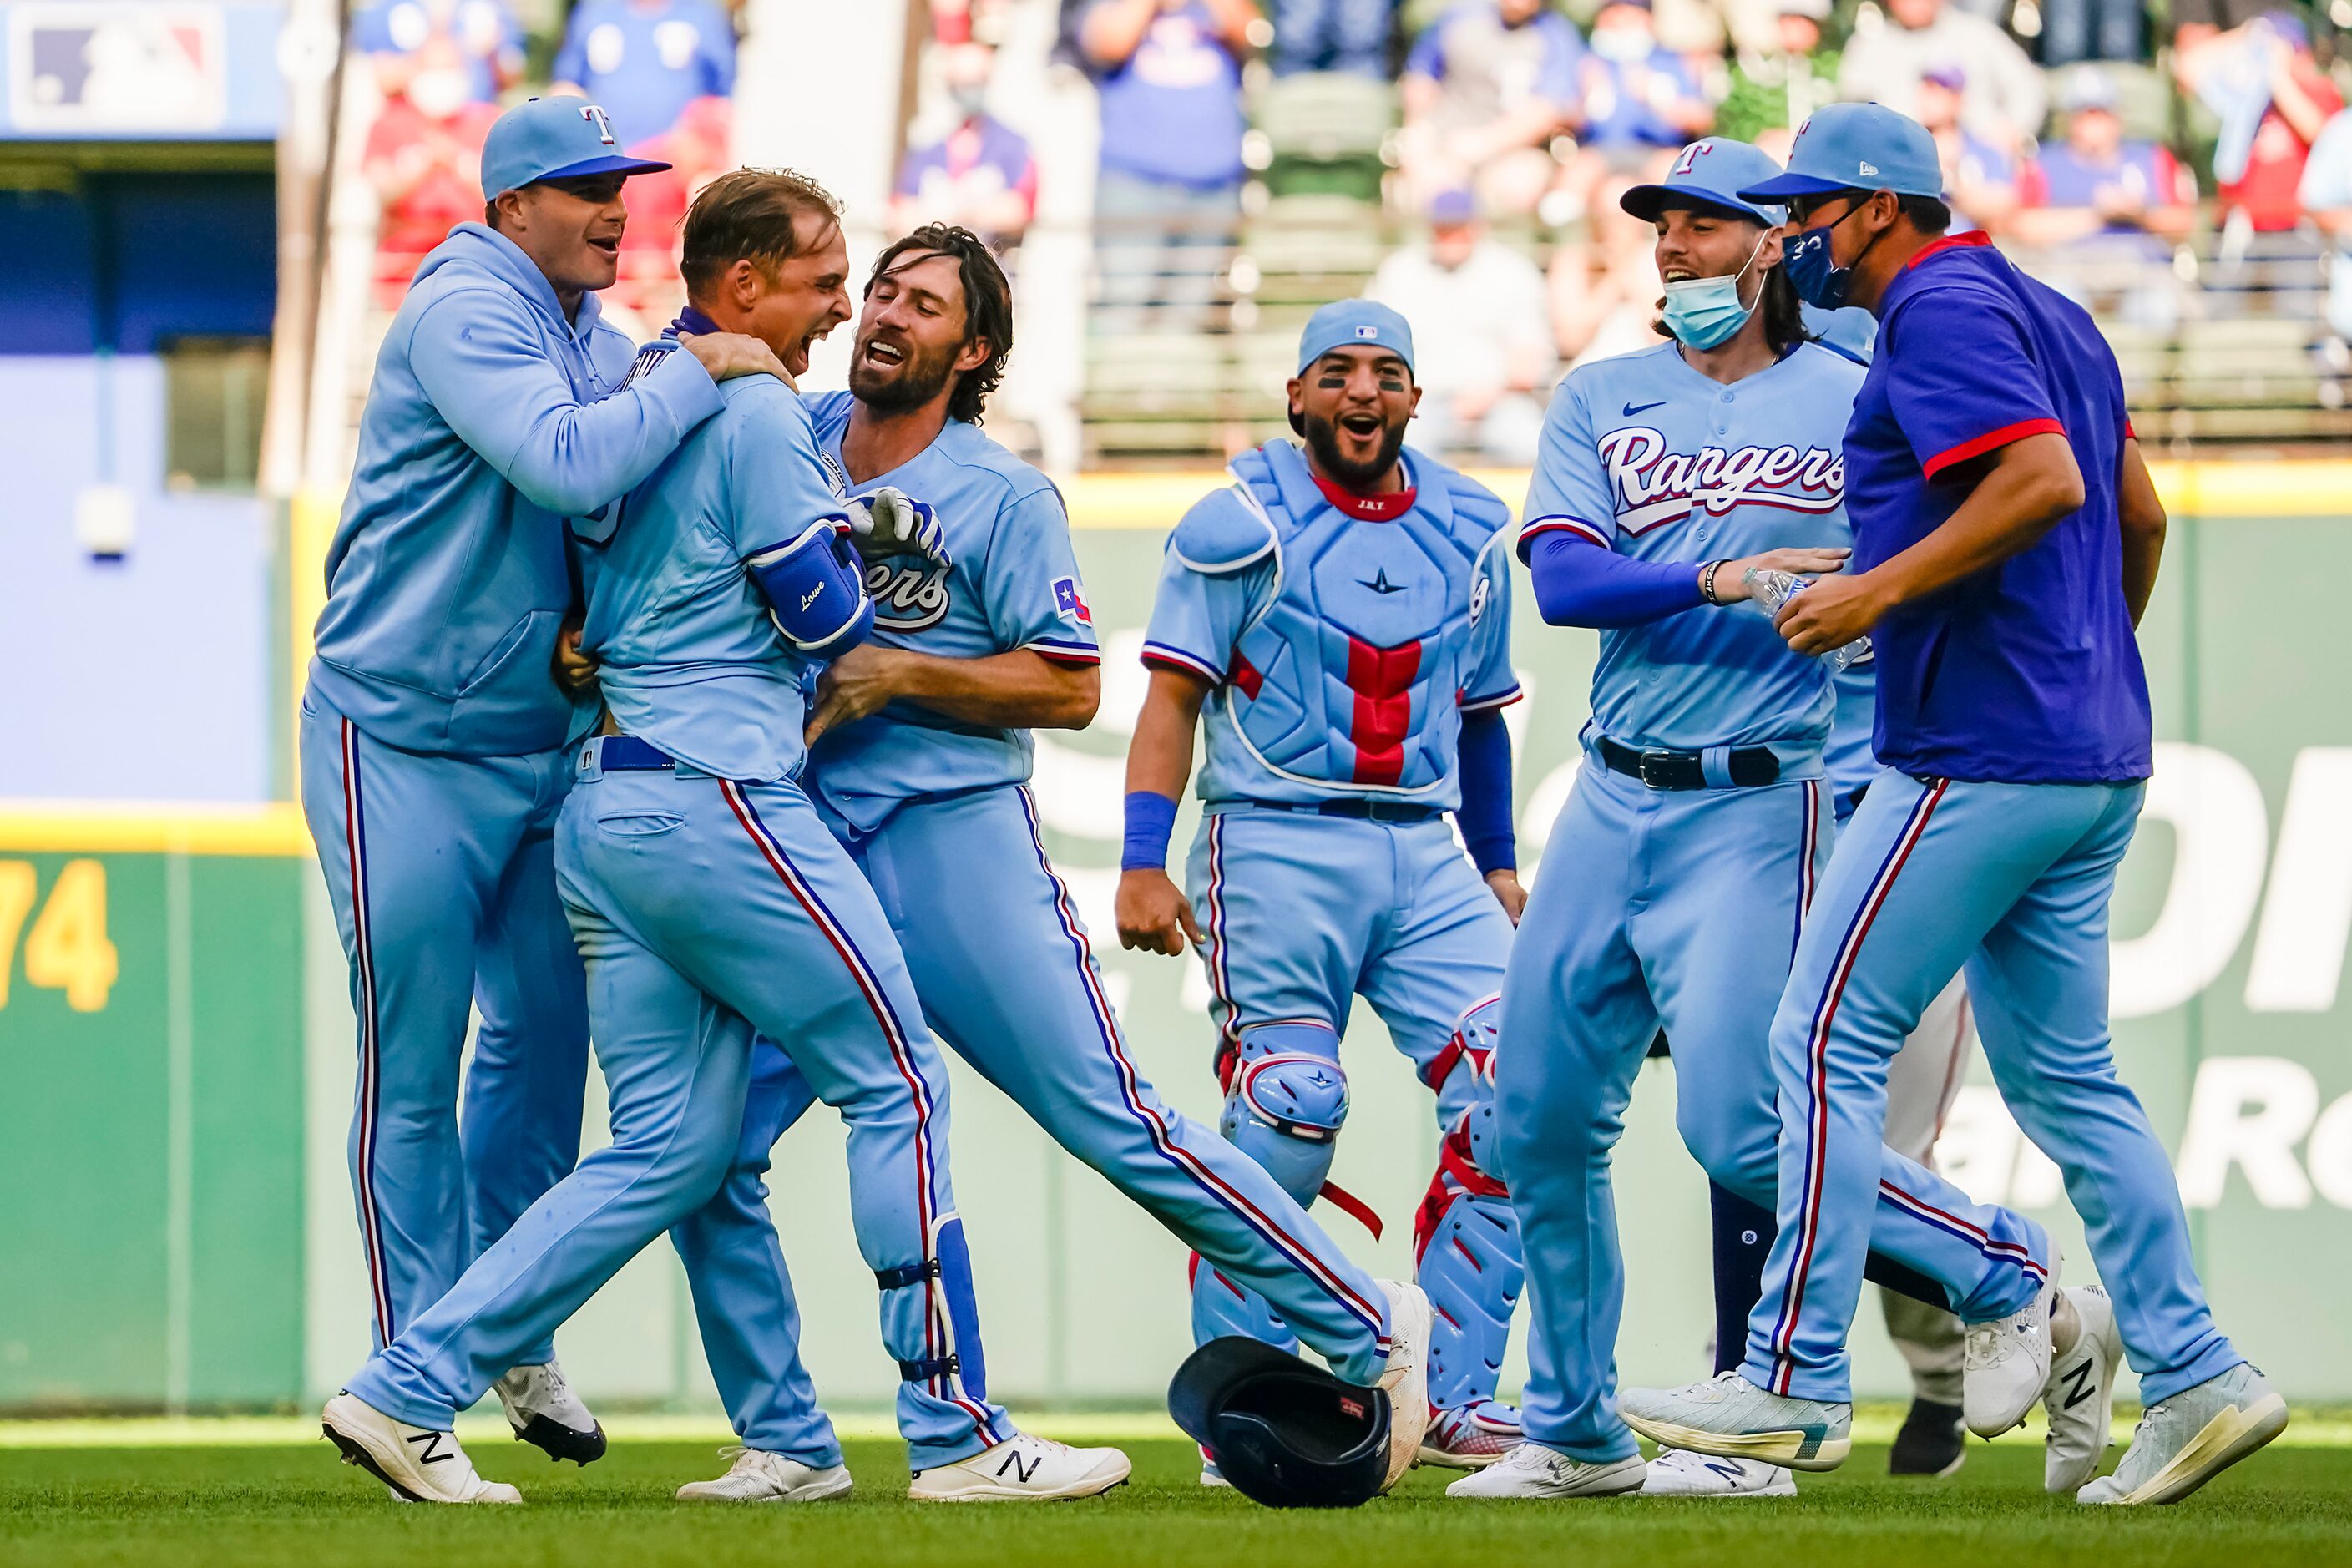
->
[[1498, 340, 2053, 1463], [667, 397, 1394, 1465], [344, 371, 1016, 1469], [298, 220, 725, 1357], [1141, 438, 1525, 1420]]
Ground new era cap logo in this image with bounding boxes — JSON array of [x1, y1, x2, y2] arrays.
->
[[1859, 159, 1879, 175], [580, 104, 615, 144]]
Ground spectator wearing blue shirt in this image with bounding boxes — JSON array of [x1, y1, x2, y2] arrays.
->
[[1549, 0, 1709, 226], [353, 0, 521, 105], [2019, 68, 2198, 329], [1916, 63, 2017, 236], [1400, 0, 1583, 218], [893, 36, 1039, 251], [553, 0, 736, 145], [1082, 0, 1255, 334]]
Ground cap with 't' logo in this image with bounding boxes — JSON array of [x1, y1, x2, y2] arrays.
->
[[480, 94, 673, 199]]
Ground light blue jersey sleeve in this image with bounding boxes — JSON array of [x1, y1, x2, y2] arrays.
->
[[725, 384, 850, 556], [986, 482, 1102, 665], [1520, 375, 1618, 553], [408, 286, 724, 518], [1141, 493, 1274, 684], [1459, 539, 1520, 711]]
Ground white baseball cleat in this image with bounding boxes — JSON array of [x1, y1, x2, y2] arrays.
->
[[1373, 1278, 1435, 1491], [1419, 1401, 1522, 1470], [2078, 1363, 2288, 1506], [1198, 1460, 1232, 1489], [908, 1432, 1131, 1502], [2042, 1285, 2122, 1495], [493, 1360, 606, 1465], [1617, 1372, 1851, 1471], [321, 1392, 521, 1505], [1963, 1262, 2061, 1438], [675, 1446, 853, 1503], [1444, 1442, 1646, 1499], [1637, 1448, 1798, 1498]]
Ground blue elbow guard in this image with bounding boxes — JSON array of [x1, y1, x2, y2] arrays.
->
[[747, 519, 875, 656]]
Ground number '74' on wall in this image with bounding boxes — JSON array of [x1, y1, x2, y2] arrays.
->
[[0, 860, 119, 1013]]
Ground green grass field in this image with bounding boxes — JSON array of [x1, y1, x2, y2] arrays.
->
[[3, 1426, 2348, 1568]]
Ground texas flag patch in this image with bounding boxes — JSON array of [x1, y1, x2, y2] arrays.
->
[[1052, 575, 1092, 625]]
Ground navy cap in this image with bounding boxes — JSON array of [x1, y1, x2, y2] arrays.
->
[[1737, 102, 1945, 202], [1621, 137, 1787, 226], [1298, 299, 1415, 377], [481, 95, 670, 199]]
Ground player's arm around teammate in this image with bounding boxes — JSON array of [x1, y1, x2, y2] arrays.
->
[[297, 96, 785, 1466]]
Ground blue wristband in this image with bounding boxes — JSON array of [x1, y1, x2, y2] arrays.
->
[[1122, 791, 1180, 872]]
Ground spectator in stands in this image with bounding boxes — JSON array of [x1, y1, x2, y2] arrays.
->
[[2014, 67, 2194, 327], [893, 34, 1038, 251], [1367, 187, 1552, 463], [1716, 0, 1840, 145], [1547, 0, 1710, 224], [552, 0, 736, 144], [352, 0, 520, 105], [2179, 8, 2342, 237], [2299, 108, 2352, 347], [2168, 0, 2284, 63], [1917, 63, 2018, 235], [1836, 0, 2045, 155], [1548, 171, 1667, 366], [615, 93, 731, 316], [363, 35, 500, 306], [1270, 0, 1397, 77], [1399, 0, 1584, 218], [1083, 0, 1253, 335]]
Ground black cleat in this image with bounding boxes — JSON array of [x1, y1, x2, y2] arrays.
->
[[514, 1412, 608, 1464], [1889, 1397, 1968, 1478]]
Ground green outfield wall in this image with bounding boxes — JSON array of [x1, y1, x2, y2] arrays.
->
[[6, 473, 2350, 1414]]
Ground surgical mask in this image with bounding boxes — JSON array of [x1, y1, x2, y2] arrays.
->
[[1662, 232, 1769, 351], [948, 82, 988, 118], [1591, 26, 1653, 59], [1782, 200, 1881, 310]]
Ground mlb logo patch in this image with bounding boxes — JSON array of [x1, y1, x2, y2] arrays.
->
[[1052, 575, 1091, 625], [1354, 325, 1380, 340]]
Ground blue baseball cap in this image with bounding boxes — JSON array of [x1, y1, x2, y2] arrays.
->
[[1297, 299, 1415, 377], [480, 95, 670, 199], [1737, 102, 1945, 202], [1621, 137, 1787, 226]]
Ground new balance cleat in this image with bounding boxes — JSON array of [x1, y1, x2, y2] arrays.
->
[[1638, 1449, 1798, 1497], [1419, 1400, 1522, 1470], [1373, 1278, 1435, 1491], [1444, 1442, 1646, 1499], [1617, 1372, 1852, 1472], [908, 1433, 1130, 1502], [2078, 1363, 2287, 1506], [1963, 1265, 2060, 1438], [2043, 1286, 2122, 1495], [493, 1360, 606, 1464], [675, 1446, 853, 1503], [1889, 1398, 1967, 1478], [321, 1392, 521, 1505]]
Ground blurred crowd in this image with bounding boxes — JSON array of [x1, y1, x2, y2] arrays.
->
[[346, 0, 2352, 461]]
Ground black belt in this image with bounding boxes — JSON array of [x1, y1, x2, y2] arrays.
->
[[589, 735, 676, 771], [1239, 798, 1444, 824], [1598, 737, 1780, 791]]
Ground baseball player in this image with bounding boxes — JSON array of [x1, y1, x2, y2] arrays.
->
[[1623, 104, 2283, 1506], [298, 95, 783, 1464], [318, 169, 1106, 1505], [1116, 301, 1528, 1474], [1453, 138, 2107, 1502], [663, 225, 1432, 1505]]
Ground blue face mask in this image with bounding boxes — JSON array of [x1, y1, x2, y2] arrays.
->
[[1662, 233, 1769, 352], [1782, 200, 1879, 310]]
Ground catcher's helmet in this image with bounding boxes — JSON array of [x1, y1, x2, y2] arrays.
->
[[1168, 1337, 1390, 1508]]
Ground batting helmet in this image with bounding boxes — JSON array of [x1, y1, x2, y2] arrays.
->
[[1168, 1337, 1391, 1509]]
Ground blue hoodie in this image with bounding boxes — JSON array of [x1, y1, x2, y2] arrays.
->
[[309, 221, 725, 756]]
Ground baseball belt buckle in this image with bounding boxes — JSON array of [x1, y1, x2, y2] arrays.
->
[[1636, 750, 1678, 789]]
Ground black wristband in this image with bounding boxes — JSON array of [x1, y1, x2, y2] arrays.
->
[[1699, 560, 1724, 606]]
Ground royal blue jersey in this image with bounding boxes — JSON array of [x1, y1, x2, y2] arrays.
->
[[801, 391, 1100, 832], [1845, 234, 2150, 784], [574, 376, 841, 783], [1523, 340, 1865, 762]]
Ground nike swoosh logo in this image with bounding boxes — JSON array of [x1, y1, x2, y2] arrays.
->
[[1623, 399, 1667, 417]]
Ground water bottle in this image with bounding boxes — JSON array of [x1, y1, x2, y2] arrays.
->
[[1743, 568, 1872, 672]]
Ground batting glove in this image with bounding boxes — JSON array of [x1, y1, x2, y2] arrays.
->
[[845, 487, 949, 567]]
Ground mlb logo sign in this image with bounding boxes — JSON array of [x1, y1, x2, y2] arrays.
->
[[1052, 575, 1091, 625], [8, 3, 227, 133]]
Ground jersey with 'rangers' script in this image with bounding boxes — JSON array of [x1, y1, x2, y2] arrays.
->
[[1521, 339, 1863, 756]]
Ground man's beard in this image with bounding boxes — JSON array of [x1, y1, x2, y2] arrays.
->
[[849, 334, 960, 412], [1302, 411, 1408, 490]]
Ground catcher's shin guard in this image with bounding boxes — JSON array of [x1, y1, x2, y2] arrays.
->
[[1414, 1001, 1523, 1413]]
